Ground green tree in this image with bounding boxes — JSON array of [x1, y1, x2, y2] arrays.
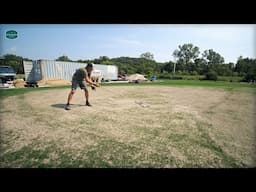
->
[[173, 44, 200, 69], [56, 55, 72, 61], [140, 52, 154, 61], [201, 49, 225, 75], [99, 56, 110, 61], [140, 52, 156, 75], [162, 62, 174, 73], [93, 56, 111, 64], [194, 58, 207, 75], [235, 57, 256, 81], [235, 56, 251, 75], [1, 54, 30, 74], [202, 49, 225, 65]]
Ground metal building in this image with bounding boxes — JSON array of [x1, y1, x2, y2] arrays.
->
[[23, 60, 118, 83]]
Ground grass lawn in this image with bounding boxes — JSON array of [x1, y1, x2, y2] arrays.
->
[[0, 80, 255, 168]]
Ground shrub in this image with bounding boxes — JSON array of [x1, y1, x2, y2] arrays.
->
[[204, 71, 218, 81], [242, 72, 256, 82], [190, 71, 198, 76], [171, 76, 183, 80]]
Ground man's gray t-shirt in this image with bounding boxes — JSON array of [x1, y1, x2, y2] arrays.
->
[[72, 68, 88, 81]]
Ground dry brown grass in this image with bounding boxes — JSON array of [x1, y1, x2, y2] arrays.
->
[[0, 86, 255, 167]]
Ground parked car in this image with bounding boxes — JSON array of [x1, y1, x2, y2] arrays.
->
[[0, 65, 16, 83]]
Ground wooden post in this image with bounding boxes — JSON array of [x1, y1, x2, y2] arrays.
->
[[39, 59, 45, 80]]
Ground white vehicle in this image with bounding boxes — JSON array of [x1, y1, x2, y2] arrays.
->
[[91, 69, 102, 83], [0, 65, 16, 87]]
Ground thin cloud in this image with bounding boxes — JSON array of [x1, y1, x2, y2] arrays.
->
[[190, 25, 254, 42], [112, 37, 143, 46], [7, 46, 17, 53], [99, 37, 144, 49]]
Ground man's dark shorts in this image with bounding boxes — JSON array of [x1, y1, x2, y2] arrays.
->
[[71, 79, 87, 90]]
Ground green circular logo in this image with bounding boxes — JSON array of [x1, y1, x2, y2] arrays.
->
[[6, 30, 18, 39]]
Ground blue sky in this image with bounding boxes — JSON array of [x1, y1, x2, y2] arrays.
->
[[0, 24, 255, 63]]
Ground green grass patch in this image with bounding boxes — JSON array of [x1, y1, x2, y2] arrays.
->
[[0, 86, 70, 99], [1, 80, 255, 99], [217, 76, 243, 82], [0, 145, 53, 168], [103, 80, 256, 89], [195, 123, 240, 167], [158, 75, 243, 82]]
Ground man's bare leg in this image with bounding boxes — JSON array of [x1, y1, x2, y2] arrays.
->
[[84, 88, 92, 106], [67, 90, 75, 104], [65, 90, 75, 110]]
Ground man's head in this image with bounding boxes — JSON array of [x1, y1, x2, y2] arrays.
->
[[85, 63, 93, 74]]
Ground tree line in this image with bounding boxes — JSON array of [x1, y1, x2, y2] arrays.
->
[[1, 43, 255, 81]]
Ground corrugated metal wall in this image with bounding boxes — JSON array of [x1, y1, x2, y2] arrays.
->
[[23, 60, 118, 82], [23, 60, 33, 81], [41, 60, 85, 81], [23, 60, 42, 82]]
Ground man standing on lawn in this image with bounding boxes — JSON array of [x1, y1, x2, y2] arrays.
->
[[65, 63, 98, 110]]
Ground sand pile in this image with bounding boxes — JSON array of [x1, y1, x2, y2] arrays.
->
[[37, 78, 71, 86], [13, 79, 25, 88], [126, 74, 148, 82]]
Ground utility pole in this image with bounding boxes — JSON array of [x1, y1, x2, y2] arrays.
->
[[172, 57, 177, 79], [173, 61, 176, 78]]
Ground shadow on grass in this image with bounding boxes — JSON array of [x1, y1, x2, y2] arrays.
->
[[51, 103, 84, 109]]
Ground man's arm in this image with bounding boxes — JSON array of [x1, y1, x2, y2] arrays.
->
[[85, 77, 96, 86]]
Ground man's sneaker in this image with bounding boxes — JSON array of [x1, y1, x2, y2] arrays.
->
[[85, 101, 92, 107], [65, 104, 71, 110]]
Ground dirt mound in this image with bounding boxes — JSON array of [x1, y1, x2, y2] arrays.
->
[[37, 78, 71, 86], [126, 74, 148, 82], [13, 79, 25, 88]]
